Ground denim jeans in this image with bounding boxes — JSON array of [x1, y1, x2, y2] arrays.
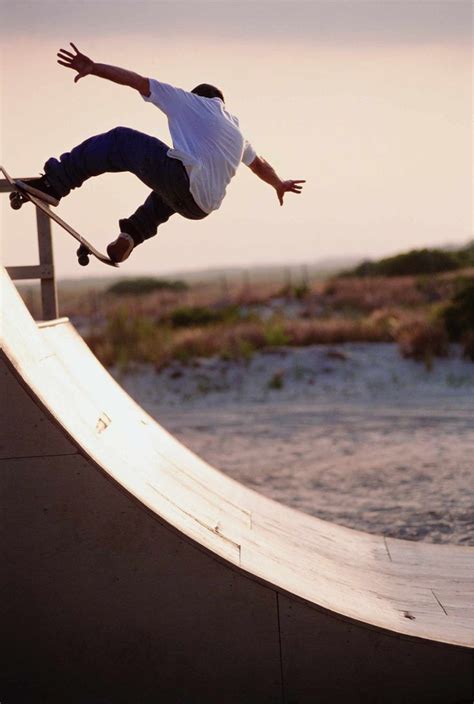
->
[[44, 126, 207, 245]]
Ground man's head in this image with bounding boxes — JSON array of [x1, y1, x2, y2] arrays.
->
[[191, 83, 224, 103]]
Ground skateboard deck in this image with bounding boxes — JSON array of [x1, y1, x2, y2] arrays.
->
[[1, 165, 118, 268]]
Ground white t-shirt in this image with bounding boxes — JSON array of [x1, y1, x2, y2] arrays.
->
[[142, 79, 256, 214]]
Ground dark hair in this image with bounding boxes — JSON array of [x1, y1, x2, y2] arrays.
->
[[191, 83, 224, 102]]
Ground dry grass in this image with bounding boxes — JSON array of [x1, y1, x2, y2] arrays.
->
[[86, 314, 397, 370], [396, 321, 449, 369], [20, 266, 473, 320], [18, 267, 474, 369], [322, 275, 425, 311]]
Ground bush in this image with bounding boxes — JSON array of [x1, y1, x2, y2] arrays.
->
[[454, 240, 474, 268], [107, 277, 188, 295], [345, 248, 460, 278], [440, 280, 474, 341], [100, 308, 170, 370], [268, 370, 285, 390], [264, 321, 290, 346], [169, 305, 240, 328], [347, 259, 374, 277], [462, 331, 474, 361], [293, 283, 310, 300], [396, 321, 449, 368]]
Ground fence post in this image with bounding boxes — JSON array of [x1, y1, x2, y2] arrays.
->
[[36, 206, 58, 320]]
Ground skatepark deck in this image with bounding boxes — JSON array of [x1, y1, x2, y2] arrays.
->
[[0, 266, 472, 703]]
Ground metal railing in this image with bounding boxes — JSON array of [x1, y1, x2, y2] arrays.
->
[[1, 176, 58, 320]]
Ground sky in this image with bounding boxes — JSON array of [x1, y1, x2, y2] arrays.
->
[[0, 0, 472, 280]]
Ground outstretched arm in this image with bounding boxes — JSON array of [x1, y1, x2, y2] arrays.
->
[[57, 43, 150, 96], [248, 156, 305, 206]]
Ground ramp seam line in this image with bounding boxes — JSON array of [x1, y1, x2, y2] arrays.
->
[[431, 589, 448, 616], [276, 592, 286, 703], [38, 352, 56, 363], [156, 452, 252, 526], [0, 451, 79, 461], [147, 482, 241, 552], [383, 536, 393, 562]]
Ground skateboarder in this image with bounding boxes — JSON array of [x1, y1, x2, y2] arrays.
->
[[23, 43, 306, 263]]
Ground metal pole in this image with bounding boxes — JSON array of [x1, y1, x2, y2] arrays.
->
[[36, 206, 58, 320]]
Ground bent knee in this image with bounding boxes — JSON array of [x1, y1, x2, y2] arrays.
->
[[109, 126, 142, 142]]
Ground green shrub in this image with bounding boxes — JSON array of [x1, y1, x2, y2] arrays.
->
[[268, 370, 284, 390], [453, 241, 474, 268], [104, 308, 165, 369], [170, 305, 240, 328], [170, 306, 217, 327], [107, 277, 188, 295], [344, 248, 460, 278], [347, 260, 374, 277], [293, 283, 310, 300], [220, 338, 256, 363], [439, 280, 474, 341], [264, 321, 290, 346]]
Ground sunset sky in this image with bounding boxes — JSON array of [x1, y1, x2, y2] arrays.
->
[[1, 1, 471, 279]]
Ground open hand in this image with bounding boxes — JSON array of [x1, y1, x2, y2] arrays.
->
[[276, 179, 306, 206], [57, 43, 94, 83]]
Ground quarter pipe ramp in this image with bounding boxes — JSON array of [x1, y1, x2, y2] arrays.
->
[[1, 267, 472, 703]]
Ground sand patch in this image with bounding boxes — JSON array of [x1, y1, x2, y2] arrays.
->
[[114, 343, 474, 545]]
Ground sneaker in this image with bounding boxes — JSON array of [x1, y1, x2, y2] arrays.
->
[[18, 175, 61, 207], [107, 233, 135, 263]]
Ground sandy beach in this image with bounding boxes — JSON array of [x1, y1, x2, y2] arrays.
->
[[114, 343, 474, 546]]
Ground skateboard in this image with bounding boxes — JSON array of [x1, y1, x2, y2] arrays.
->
[[1, 165, 118, 268]]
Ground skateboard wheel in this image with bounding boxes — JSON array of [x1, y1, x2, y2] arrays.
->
[[78, 254, 90, 266], [10, 193, 23, 210]]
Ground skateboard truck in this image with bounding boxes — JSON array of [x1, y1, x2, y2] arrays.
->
[[1, 165, 118, 268], [76, 244, 92, 267], [10, 183, 92, 266], [9, 190, 29, 211]]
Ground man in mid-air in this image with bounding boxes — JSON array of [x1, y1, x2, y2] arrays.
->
[[24, 43, 305, 263]]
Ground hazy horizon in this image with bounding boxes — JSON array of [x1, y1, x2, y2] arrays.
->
[[1, 1, 472, 280]]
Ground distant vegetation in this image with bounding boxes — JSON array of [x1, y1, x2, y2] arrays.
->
[[167, 305, 241, 328], [19, 244, 474, 371], [342, 243, 474, 278], [107, 277, 188, 295], [439, 280, 474, 360]]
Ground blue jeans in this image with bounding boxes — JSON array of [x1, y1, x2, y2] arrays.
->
[[44, 126, 207, 245]]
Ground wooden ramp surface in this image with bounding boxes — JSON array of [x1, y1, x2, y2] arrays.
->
[[0, 266, 472, 703]]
